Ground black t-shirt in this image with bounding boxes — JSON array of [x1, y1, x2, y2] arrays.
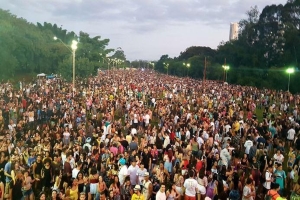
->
[[141, 152, 152, 169], [0, 160, 7, 183], [12, 179, 23, 200]]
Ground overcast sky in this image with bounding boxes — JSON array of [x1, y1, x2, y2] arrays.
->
[[2, 0, 287, 61]]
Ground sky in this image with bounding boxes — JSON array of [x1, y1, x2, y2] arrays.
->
[[1, 0, 287, 61]]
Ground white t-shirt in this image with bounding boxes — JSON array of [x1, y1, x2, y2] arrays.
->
[[273, 154, 284, 163], [263, 171, 272, 189], [136, 168, 147, 184], [244, 140, 253, 154], [163, 136, 170, 148], [128, 165, 139, 185], [287, 128, 296, 140], [72, 168, 80, 179], [184, 178, 199, 197], [118, 165, 128, 185], [242, 185, 254, 200]]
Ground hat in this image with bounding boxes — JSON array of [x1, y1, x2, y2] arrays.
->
[[144, 172, 149, 177], [86, 137, 92, 143], [134, 185, 141, 190], [119, 158, 126, 165]]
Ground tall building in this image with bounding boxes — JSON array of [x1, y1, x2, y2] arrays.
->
[[229, 22, 239, 41]]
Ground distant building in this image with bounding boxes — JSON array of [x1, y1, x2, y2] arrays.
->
[[229, 22, 239, 41]]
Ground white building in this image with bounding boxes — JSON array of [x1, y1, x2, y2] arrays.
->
[[229, 22, 239, 41]]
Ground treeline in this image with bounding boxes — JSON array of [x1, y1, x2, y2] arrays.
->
[[155, 0, 300, 93], [0, 9, 128, 81]]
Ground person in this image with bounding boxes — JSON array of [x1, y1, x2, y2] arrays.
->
[[4, 155, 14, 200], [242, 178, 255, 200], [274, 163, 286, 194], [12, 170, 23, 200], [266, 183, 280, 200], [291, 178, 300, 199], [69, 178, 79, 200], [122, 178, 132, 200], [127, 159, 139, 186], [131, 185, 144, 200], [118, 158, 128, 185], [22, 170, 34, 200], [166, 183, 180, 200], [183, 170, 201, 200], [263, 165, 273, 198], [142, 172, 152, 200], [156, 184, 166, 200]]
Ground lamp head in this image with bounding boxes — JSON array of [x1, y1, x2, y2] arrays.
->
[[71, 40, 78, 50], [286, 68, 295, 74], [53, 36, 57, 40]]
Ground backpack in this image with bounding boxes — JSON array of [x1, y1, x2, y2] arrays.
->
[[229, 189, 240, 200]]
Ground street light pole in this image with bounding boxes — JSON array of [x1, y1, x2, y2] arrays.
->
[[286, 68, 295, 92], [163, 62, 169, 75], [183, 62, 190, 77], [54, 36, 77, 91], [71, 40, 78, 91], [222, 65, 230, 82], [72, 50, 75, 89]]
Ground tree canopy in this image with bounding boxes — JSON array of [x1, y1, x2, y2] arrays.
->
[[0, 9, 129, 81], [155, 0, 300, 93]]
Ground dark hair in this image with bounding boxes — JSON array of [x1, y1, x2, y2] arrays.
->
[[246, 178, 253, 185]]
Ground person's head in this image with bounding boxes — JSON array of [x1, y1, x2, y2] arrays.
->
[[188, 170, 194, 178], [114, 175, 119, 183], [246, 178, 253, 185], [276, 149, 281, 155], [134, 185, 141, 193], [72, 178, 78, 186], [36, 154, 42, 162], [44, 161, 51, 169], [144, 172, 150, 181], [131, 159, 136, 167], [272, 183, 280, 191], [160, 184, 166, 192], [52, 190, 58, 199], [277, 163, 282, 170], [79, 192, 86, 200], [77, 172, 83, 180], [39, 192, 46, 200], [140, 162, 144, 169]]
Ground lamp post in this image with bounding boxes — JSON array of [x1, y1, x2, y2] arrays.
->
[[286, 68, 295, 92], [183, 63, 190, 77], [222, 65, 230, 82], [163, 62, 169, 75], [54, 36, 78, 90], [149, 62, 155, 70]]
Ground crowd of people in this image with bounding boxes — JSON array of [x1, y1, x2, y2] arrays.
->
[[0, 68, 299, 200]]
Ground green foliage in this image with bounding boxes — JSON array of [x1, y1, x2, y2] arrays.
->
[[0, 9, 123, 80]]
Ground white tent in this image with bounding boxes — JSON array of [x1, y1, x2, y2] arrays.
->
[[37, 73, 46, 77]]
